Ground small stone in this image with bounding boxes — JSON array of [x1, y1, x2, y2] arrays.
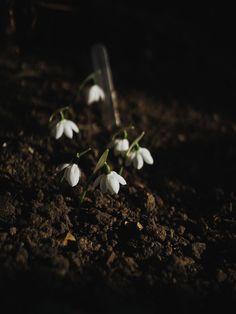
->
[[137, 222, 144, 231], [16, 248, 28, 266], [124, 257, 138, 272], [94, 244, 101, 251], [0, 233, 8, 241], [169, 229, 175, 239], [178, 133, 186, 142], [166, 245, 173, 256], [9, 227, 17, 236], [146, 193, 156, 212], [79, 237, 93, 251], [173, 255, 195, 267], [156, 196, 164, 208], [28, 146, 34, 154], [52, 255, 69, 276], [106, 251, 116, 266], [177, 225, 186, 235], [157, 225, 167, 242], [216, 269, 227, 282], [192, 242, 206, 259], [187, 233, 195, 241], [179, 212, 188, 221]]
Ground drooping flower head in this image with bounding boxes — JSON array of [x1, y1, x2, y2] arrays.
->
[[53, 119, 79, 139], [113, 138, 129, 156], [125, 131, 154, 170], [59, 148, 91, 187], [110, 127, 134, 156], [50, 107, 79, 140], [94, 162, 126, 194], [60, 163, 81, 187], [126, 146, 153, 169], [87, 84, 105, 105]]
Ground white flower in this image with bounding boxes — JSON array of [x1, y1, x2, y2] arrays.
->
[[93, 171, 126, 194], [113, 138, 129, 156], [52, 119, 79, 139], [87, 84, 105, 105], [60, 163, 81, 187], [126, 147, 154, 170]]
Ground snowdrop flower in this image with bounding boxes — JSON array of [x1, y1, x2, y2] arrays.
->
[[87, 84, 105, 105], [52, 119, 79, 139], [113, 138, 129, 156], [60, 163, 81, 187], [126, 147, 154, 170], [94, 171, 126, 194]]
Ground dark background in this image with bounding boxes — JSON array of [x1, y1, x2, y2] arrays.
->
[[0, 1, 235, 115], [0, 3, 236, 313]]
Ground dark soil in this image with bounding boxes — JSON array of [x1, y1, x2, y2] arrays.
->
[[0, 47, 236, 314]]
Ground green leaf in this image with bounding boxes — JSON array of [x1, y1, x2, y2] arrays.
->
[[93, 149, 109, 174]]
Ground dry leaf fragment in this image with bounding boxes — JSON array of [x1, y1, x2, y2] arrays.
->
[[28, 146, 34, 154], [137, 222, 144, 231], [61, 232, 76, 246]]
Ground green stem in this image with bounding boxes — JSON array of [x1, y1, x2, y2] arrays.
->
[[79, 148, 109, 206], [79, 173, 96, 206], [104, 162, 111, 174], [119, 166, 124, 176], [111, 125, 134, 141], [78, 71, 100, 95], [76, 148, 91, 160], [49, 106, 70, 123], [60, 110, 65, 120], [126, 131, 145, 157]]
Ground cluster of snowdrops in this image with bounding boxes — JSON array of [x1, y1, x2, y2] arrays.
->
[[49, 73, 154, 204]]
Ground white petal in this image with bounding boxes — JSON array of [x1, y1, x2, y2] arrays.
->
[[114, 139, 121, 150], [64, 167, 71, 184], [87, 85, 105, 104], [59, 163, 70, 171], [64, 121, 73, 139], [111, 171, 127, 185], [87, 93, 94, 105], [54, 121, 64, 139], [107, 173, 119, 194], [116, 140, 123, 151], [87, 86, 98, 104], [93, 175, 102, 188], [120, 139, 129, 151], [139, 147, 154, 165], [100, 175, 107, 193], [114, 139, 122, 155], [133, 152, 144, 170], [67, 120, 79, 133], [65, 164, 80, 187]]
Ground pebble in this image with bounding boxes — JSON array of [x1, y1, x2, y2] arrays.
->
[[177, 225, 186, 235], [192, 242, 206, 259], [9, 227, 17, 236], [216, 269, 227, 282]]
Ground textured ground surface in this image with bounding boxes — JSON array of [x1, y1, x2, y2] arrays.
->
[[0, 48, 236, 313]]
